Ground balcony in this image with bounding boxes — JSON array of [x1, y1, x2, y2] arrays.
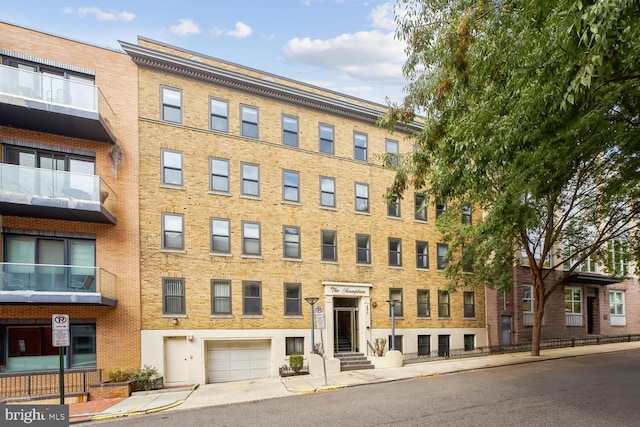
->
[[0, 64, 116, 143], [0, 163, 116, 224], [0, 263, 116, 306]]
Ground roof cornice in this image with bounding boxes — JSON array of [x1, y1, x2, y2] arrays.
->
[[119, 40, 422, 133]]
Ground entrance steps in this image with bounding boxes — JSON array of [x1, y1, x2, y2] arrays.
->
[[334, 352, 374, 371]]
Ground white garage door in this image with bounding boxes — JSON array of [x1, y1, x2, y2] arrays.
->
[[207, 340, 270, 383]]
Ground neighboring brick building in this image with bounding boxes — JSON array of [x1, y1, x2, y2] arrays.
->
[[0, 22, 140, 385], [120, 37, 487, 385]]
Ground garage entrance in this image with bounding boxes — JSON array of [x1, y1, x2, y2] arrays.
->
[[206, 340, 270, 383]]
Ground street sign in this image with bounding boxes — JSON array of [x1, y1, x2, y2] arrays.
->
[[52, 330, 70, 347], [52, 314, 69, 331], [315, 306, 325, 330]]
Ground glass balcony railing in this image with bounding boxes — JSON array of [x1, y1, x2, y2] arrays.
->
[[0, 163, 116, 214], [0, 263, 116, 300]]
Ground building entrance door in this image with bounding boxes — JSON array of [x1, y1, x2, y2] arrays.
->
[[333, 298, 358, 353], [501, 316, 512, 345]]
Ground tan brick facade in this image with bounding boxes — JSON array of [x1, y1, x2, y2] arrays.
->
[[0, 22, 140, 382]]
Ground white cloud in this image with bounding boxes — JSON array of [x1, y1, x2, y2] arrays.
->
[[225, 22, 252, 39], [284, 30, 406, 83], [64, 7, 135, 22], [170, 19, 201, 36], [369, 3, 396, 30]]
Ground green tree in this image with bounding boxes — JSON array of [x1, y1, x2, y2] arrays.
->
[[382, 0, 640, 355]]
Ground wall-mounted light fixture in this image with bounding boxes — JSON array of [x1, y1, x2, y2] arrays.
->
[[172, 318, 178, 325]]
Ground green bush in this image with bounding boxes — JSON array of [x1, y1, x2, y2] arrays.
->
[[130, 365, 160, 391], [106, 366, 134, 383], [289, 355, 303, 373]]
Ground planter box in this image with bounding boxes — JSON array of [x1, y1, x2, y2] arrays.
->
[[88, 381, 132, 400]]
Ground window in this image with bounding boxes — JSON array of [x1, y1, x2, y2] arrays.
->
[[161, 149, 183, 186], [243, 281, 262, 315], [210, 157, 230, 193], [283, 115, 299, 147], [319, 124, 334, 154], [438, 335, 450, 357], [464, 291, 475, 317], [356, 234, 371, 264], [162, 213, 184, 250], [418, 335, 431, 356], [462, 245, 474, 272], [241, 163, 260, 197], [387, 194, 400, 217], [564, 286, 583, 326], [283, 226, 301, 259], [320, 177, 336, 207], [416, 241, 429, 269], [163, 278, 185, 314], [354, 132, 368, 161], [211, 218, 231, 253], [388, 335, 403, 352], [522, 285, 534, 313], [284, 283, 302, 315], [161, 87, 181, 123], [241, 105, 258, 138], [417, 290, 430, 317], [388, 238, 402, 266], [385, 139, 399, 166], [609, 290, 626, 326], [210, 98, 228, 132], [242, 222, 261, 255], [437, 243, 448, 270], [389, 288, 403, 316], [355, 183, 369, 213], [436, 199, 446, 218], [283, 170, 300, 202], [461, 203, 472, 224], [286, 337, 304, 355], [464, 334, 475, 351], [609, 240, 630, 276], [321, 230, 337, 261], [438, 290, 450, 317], [415, 193, 427, 221], [211, 280, 231, 314]]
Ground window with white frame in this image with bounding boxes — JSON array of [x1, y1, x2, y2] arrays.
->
[[283, 170, 300, 202], [161, 87, 181, 123], [564, 286, 583, 326], [356, 234, 371, 264], [210, 98, 228, 132], [211, 218, 230, 254], [162, 213, 184, 250], [242, 221, 261, 255], [354, 132, 367, 161], [241, 105, 258, 138], [321, 230, 337, 261], [609, 240, 630, 276], [241, 163, 260, 197], [283, 226, 301, 259], [161, 149, 183, 186], [609, 290, 626, 326], [385, 139, 399, 166], [211, 280, 231, 314], [355, 183, 369, 213], [319, 124, 334, 154], [210, 157, 230, 193], [283, 115, 299, 147], [522, 285, 536, 326], [320, 177, 336, 207]]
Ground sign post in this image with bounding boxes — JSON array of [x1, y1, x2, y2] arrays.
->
[[52, 314, 70, 405], [314, 306, 328, 385]]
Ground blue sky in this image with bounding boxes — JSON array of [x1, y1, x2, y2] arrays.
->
[[4, 0, 409, 106]]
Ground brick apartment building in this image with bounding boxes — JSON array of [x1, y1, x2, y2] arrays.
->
[[120, 37, 487, 385], [0, 22, 140, 384]]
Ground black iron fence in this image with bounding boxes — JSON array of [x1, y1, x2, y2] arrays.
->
[[0, 368, 102, 401], [404, 334, 640, 365]]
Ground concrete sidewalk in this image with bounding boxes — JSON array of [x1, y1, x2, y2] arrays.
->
[[72, 341, 640, 423]]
